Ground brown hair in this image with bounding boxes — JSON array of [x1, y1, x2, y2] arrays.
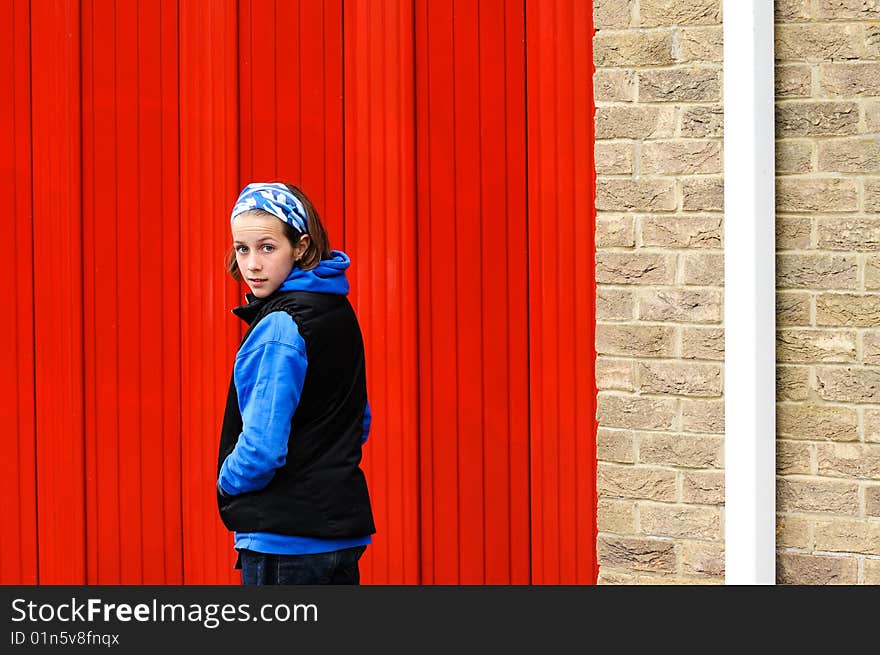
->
[[226, 183, 332, 282]]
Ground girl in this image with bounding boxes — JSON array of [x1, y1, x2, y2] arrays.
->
[[216, 182, 375, 585]]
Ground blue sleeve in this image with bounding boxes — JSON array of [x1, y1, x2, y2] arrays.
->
[[218, 312, 308, 495], [362, 400, 371, 445]]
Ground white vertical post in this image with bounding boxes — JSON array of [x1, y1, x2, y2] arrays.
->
[[723, 1, 776, 584]]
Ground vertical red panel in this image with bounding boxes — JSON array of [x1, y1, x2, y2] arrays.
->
[[81, 0, 184, 584], [238, 0, 343, 232], [344, 0, 420, 585], [416, 0, 456, 584], [31, 0, 86, 583], [180, 0, 240, 584], [415, 0, 531, 584], [0, 0, 38, 585], [526, 0, 597, 584], [480, 0, 531, 585], [82, 0, 122, 583], [149, 0, 184, 585]]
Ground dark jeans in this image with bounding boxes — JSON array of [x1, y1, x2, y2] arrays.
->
[[238, 546, 366, 585]]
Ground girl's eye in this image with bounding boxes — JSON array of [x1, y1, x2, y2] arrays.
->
[[262, 244, 275, 253], [236, 245, 248, 254]]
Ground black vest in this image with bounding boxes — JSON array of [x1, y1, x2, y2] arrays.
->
[[216, 290, 375, 538]]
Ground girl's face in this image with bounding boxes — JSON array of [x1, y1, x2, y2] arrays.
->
[[231, 211, 307, 298]]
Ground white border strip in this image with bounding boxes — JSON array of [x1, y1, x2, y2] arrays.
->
[[723, 1, 777, 584]]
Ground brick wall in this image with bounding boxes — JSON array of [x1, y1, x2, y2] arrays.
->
[[593, 0, 725, 584], [775, 0, 880, 585], [593, 0, 880, 586]]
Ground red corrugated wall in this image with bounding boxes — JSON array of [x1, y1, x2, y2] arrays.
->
[[1, 0, 596, 585]]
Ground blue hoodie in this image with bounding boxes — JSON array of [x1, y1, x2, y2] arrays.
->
[[218, 251, 373, 555]]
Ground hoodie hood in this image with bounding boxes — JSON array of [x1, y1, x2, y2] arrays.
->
[[278, 250, 351, 295]]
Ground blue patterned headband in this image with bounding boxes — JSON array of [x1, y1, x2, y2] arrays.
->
[[230, 182, 308, 234]]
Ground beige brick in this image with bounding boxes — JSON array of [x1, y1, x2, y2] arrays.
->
[[681, 252, 723, 286], [678, 26, 722, 64], [777, 178, 859, 213], [818, 138, 880, 173], [777, 513, 812, 549], [775, 24, 865, 61], [776, 216, 812, 251], [776, 102, 860, 138], [597, 498, 637, 533], [777, 477, 860, 515], [777, 440, 812, 476], [817, 366, 880, 403], [817, 218, 880, 251], [775, 0, 811, 22], [681, 398, 724, 433], [775, 140, 813, 174], [865, 332, 880, 365], [596, 567, 641, 584], [776, 329, 857, 364], [637, 361, 722, 397], [639, 67, 721, 103], [639, 0, 721, 27], [777, 404, 859, 441], [594, 68, 636, 103], [681, 177, 723, 211], [817, 0, 880, 20], [596, 215, 636, 247], [777, 366, 811, 401], [597, 535, 676, 573], [597, 463, 677, 501], [594, 0, 633, 29], [596, 287, 635, 321], [595, 143, 634, 177], [596, 567, 645, 584], [639, 503, 721, 540], [816, 293, 880, 326], [596, 178, 677, 212], [596, 251, 675, 284], [862, 409, 880, 442], [594, 31, 675, 68], [680, 327, 724, 360], [597, 427, 635, 463], [865, 558, 880, 584], [817, 443, 880, 480], [866, 485, 880, 517], [865, 178, 880, 213], [596, 323, 676, 357], [776, 292, 812, 327], [681, 470, 724, 504], [867, 23, 880, 59], [679, 105, 723, 138], [775, 65, 812, 98], [642, 140, 722, 176], [679, 540, 724, 577], [637, 431, 722, 468], [595, 106, 676, 140], [820, 63, 880, 98], [638, 288, 723, 323], [867, 257, 880, 290], [596, 357, 635, 392], [777, 552, 859, 585], [597, 393, 678, 430], [813, 517, 880, 555], [867, 99, 880, 133], [640, 216, 722, 248], [777, 254, 859, 290]]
